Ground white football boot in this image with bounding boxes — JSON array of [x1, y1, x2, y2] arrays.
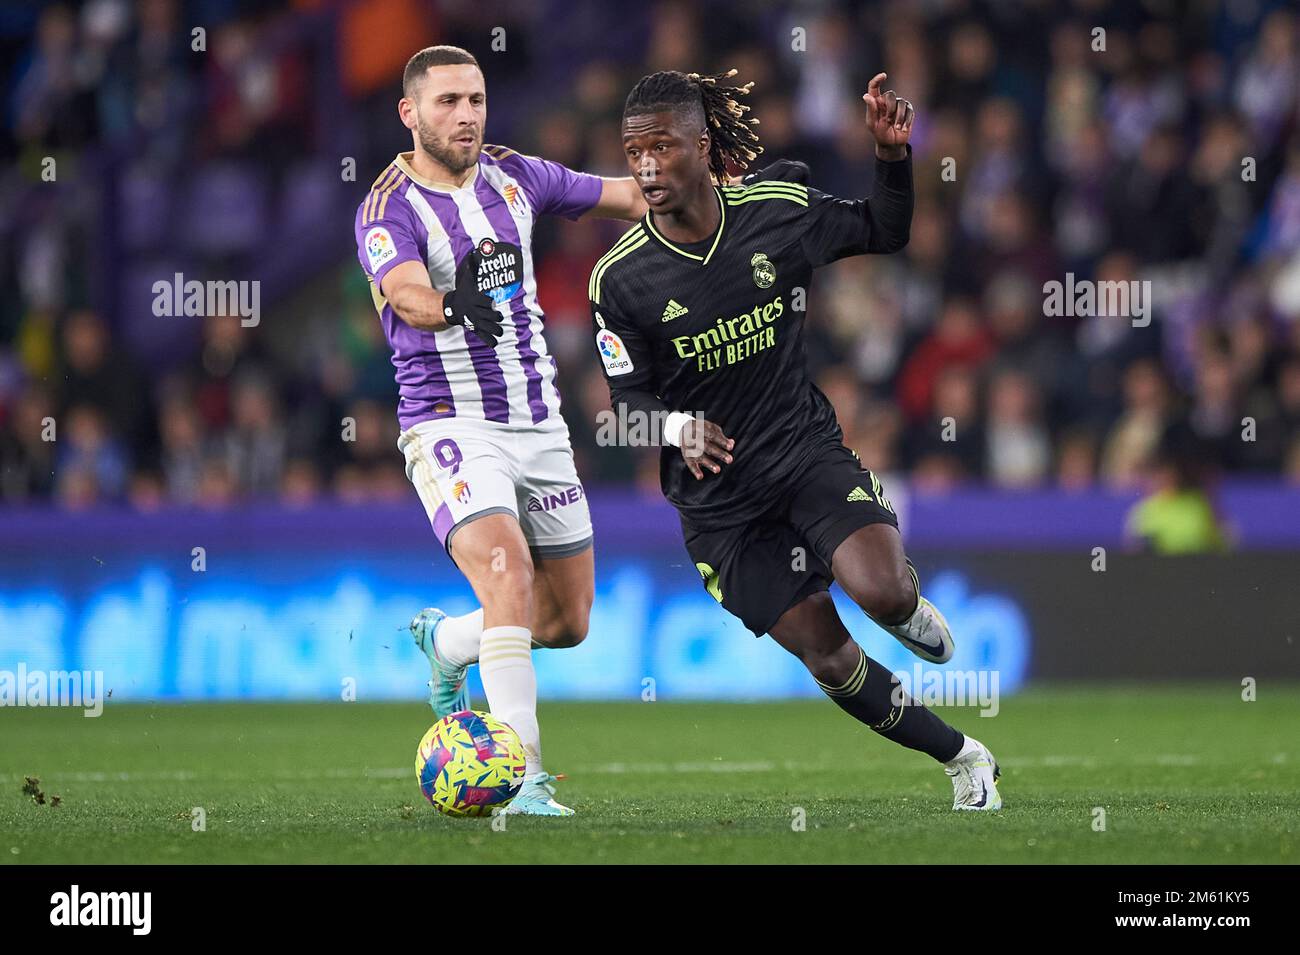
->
[[944, 737, 1003, 811], [882, 596, 955, 663], [502, 772, 575, 817]]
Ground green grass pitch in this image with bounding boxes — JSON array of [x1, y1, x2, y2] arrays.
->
[[2, 686, 1296, 864]]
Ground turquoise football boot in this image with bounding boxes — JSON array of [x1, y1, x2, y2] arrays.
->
[[410, 608, 470, 719], [501, 772, 575, 817]]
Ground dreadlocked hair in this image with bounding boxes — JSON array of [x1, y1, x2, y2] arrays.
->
[[623, 69, 764, 182]]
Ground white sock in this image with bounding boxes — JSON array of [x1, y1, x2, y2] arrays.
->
[[946, 734, 980, 765], [434, 608, 483, 669], [478, 625, 542, 776]]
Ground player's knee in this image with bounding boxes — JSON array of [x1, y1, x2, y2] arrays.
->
[[536, 594, 591, 648], [538, 617, 588, 649], [476, 551, 536, 616], [488, 551, 534, 586], [560, 603, 591, 647]]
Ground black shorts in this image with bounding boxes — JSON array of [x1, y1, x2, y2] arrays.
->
[[680, 443, 899, 636]]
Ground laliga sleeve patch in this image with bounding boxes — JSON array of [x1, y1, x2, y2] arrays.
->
[[596, 328, 634, 377], [364, 226, 398, 273]]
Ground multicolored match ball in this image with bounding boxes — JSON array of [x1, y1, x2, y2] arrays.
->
[[415, 710, 527, 817]]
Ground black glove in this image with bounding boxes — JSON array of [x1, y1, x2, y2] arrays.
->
[[742, 159, 810, 185], [442, 250, 504, 346]]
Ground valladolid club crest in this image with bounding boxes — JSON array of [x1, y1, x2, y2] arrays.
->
[[751, 252, 776, 289]]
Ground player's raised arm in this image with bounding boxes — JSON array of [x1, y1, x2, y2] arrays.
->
[[863, 71, 914, 162], [858, 71, 914, 251], [799, 72, 915, 265]]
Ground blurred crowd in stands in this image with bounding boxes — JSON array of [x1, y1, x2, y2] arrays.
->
[[2, 0, 1300, 515]]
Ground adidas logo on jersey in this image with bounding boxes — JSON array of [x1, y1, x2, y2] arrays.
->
[[661, 299, 690, 322], [846, 486, 873, 503]]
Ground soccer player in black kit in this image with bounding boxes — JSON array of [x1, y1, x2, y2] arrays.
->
[[590, 69, 1003, 810]]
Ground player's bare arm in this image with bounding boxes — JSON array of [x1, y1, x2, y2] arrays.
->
[[381, 260, 448, 331], [589, 177, 649, 221], [382, 256, 503, 345]]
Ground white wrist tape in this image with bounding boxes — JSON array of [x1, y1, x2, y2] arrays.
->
[[663, 412, 695, 448]]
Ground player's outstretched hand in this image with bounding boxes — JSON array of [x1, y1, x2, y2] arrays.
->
[[442, 250, 504, 346], [741, 159, 810, 185], [863, 72, 914, 157], [680, 417, 734, 480]]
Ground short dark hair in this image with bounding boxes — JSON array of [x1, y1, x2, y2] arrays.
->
[[403, 45, 480, 97], [623, 69, 763, 181]]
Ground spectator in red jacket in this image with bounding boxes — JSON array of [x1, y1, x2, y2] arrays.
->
[[896, 296, 995, 422]]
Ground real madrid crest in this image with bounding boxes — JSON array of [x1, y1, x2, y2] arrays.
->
[[751, 252, 776, 289]]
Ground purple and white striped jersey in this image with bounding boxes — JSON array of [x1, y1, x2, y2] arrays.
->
[[354, 147, 603, 430]]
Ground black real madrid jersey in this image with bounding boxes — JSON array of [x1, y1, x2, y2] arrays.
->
[[589, 163, 911, 531]]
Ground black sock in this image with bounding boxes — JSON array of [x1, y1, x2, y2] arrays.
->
[[816, 644, 964, 762]]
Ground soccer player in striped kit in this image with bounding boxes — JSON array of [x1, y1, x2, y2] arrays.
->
[[354, 46, 651, 815]]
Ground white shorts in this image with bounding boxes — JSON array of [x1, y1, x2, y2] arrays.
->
[[398, 417, 593, 559]]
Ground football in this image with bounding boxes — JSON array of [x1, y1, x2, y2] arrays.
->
[[415, 711, 527, 816]]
